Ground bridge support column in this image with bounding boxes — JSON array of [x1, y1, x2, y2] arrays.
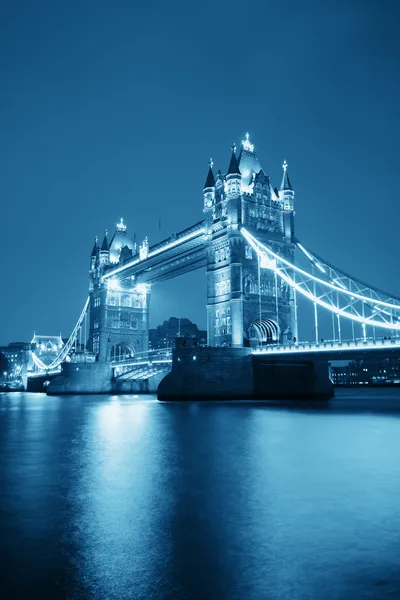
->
[[89, 282, 150, 363], [231, 299, 244, 347]]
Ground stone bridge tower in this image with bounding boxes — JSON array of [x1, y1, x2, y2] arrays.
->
[[88, 220, 150, 362], [204, 134, 297, 348]]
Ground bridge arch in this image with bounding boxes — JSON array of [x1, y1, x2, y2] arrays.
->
[[247, 318, 279, 347], [110, 343, 135, 362]]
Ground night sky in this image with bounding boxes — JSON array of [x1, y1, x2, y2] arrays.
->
[[1, 0, 399, 345]]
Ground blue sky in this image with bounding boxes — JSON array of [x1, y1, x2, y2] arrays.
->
[[1, 0, 399, 343]]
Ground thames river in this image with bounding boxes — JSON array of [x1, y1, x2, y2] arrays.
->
[[1, 390, 400, 599]]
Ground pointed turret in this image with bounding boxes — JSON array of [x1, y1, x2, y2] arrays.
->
[[99, 230, 110, 267], [225, 143, 241, 199], [279, 160, 295, 212], [109, 218, 135, 264], [204, 158, 215, 189], [227, 145, 241, 175], [100, 230, 109, 251], [91, 236, 99, 257], [203, 158, 216, 214], [90, 236, 99, 271], [280, 160, 293, 191], [237, 133, 262, 192]]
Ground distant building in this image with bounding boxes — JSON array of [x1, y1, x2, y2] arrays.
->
[[331, 358, 400, 386], [149, 317, 207, 350], [0, 342, 32, 380], [31, 333, 64, 368]]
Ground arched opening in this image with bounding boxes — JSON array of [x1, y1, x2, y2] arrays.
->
[[110, 344, 134, 362], [247, 319, 279, 348]]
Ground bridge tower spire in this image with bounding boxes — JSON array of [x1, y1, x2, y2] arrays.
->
[[206, 142, 244, 347], [87, 218, 150, 362], [279, 160, 295, 210], [279, 160, 295, 242], [99, 230, 110, 267], [90, 236, 99, 271], [203, 158, 215, 219], [205, 134, 296, 348]]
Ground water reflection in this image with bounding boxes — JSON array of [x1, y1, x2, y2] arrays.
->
[[0, 391, 400, 599]]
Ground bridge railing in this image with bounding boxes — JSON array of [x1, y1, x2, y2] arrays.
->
[[110, 348, 172, 367], [253, 336, 400, 355]]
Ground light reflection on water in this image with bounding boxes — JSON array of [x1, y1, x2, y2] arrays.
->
[[1, 390, 400, 599]]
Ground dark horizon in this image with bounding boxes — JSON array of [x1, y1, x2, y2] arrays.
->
[[1, 0, 400, 345]]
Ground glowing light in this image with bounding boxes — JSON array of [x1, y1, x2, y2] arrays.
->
[[296, 242, 314, 261], [241, 228, 400, 330], [260, 253, 276, 270], [44, 297, 90, 370], [334, 279, 347, 290], [116, 217, 127, 232], [135, 283, 150, 294], [107, 279, 119, 291], [31, 353, 48, 370], [253, 338, 400, 356], [243, 228, 400, 310], [139, 237, 149, 261], [242, 132, 254, 152], [102, 227, 205, 280]]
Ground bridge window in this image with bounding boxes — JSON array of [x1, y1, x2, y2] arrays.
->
[[121, 294, 130, 307], [110, 344, 134, 362], [215, 280, 231, 296], [94, 321, 99, 330], [248, 319, 279, 347], [108, 293, 118, 306], [93, 334, 99, 354], [215, 246, 230, 263]]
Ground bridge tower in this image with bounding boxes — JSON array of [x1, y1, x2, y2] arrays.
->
[[88, 220, 150, 362], [204, 134, 297, 348]]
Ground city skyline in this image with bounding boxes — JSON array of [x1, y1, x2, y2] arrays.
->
[[1, 0, 400, 345]]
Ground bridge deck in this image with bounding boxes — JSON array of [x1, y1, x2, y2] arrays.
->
[[102, 221, 207, 283], [255, 338, 400, 361]]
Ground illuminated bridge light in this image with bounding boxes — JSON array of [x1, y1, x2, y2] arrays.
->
[[107, 278, 119, 291], [241, 228, 400, 325], [102, 226, 206, 281], [296, 242, 314, 261]]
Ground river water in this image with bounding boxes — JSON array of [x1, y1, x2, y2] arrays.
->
[[1, 390, 400, 600]]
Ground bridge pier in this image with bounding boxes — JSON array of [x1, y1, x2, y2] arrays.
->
[[158, 347, 334, 401], [46, 362, 113, 395]]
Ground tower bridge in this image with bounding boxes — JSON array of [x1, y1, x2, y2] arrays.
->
[[29, 133, 400, 397]]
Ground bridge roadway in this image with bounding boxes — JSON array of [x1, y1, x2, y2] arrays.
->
[[112, 349, 172, 381], [102, 221, 207, 284], [110, 338, 400, 382], [254, 337, 400, 361]]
